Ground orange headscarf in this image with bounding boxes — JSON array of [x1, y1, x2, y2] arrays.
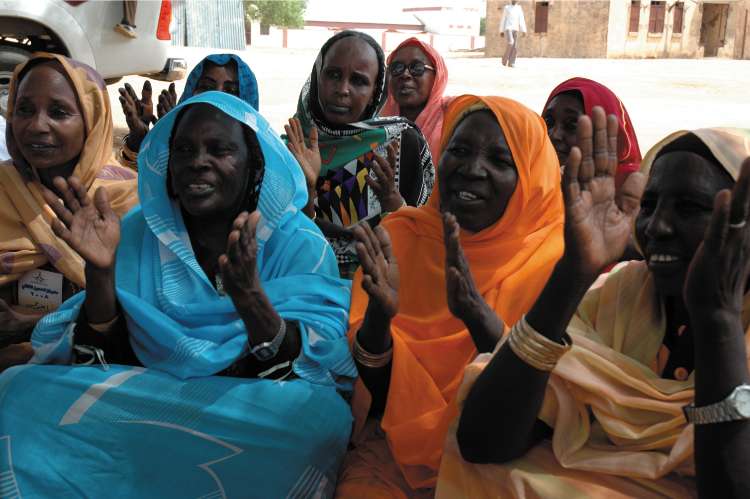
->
[[381, 38, 453, 162], [0, 53, 138, 287], [348, 95, 565, 489]]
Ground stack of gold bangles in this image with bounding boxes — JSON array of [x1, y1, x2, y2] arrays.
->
[[507, 315, 572, 371], [353, 332, 393, 368], [119, 136, 138, 171]]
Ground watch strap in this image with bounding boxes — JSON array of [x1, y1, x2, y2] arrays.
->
[[683, 384, 750, 425]]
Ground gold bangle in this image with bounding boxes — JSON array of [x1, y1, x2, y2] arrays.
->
[[352, 331, 392, 368], [88, 314, 120, 333], [507, 315, 571, 372]]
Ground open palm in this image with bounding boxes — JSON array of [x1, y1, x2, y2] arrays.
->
[[42, 177, 120, 270], [285, 117, 321, 189], [563, 107, 645, 277]]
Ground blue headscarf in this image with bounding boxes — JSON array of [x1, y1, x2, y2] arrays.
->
[[178, 53, 259, 110], [31, 92, 355, 385]]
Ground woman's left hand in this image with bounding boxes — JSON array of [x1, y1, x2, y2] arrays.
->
[[219, 211, 265, 303], [367, 143, 405, 213], [444, 212, 502, 342], [684, 157, 750, 324], [157, 83, 178, 119]]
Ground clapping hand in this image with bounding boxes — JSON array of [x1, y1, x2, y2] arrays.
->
[[367, 144, 405, 213], [353, 224, 399, 319], [118, 82, 155, 147], [157, 83, 178, 119], [41, 176, 121, 271], [561, 106, 645, 279], [684, 158, 750, 321], [285, 117, 321, 190]]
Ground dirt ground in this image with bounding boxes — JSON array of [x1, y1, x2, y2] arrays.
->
[[108, 46, 750, 154]]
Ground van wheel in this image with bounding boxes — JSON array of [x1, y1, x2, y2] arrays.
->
[[0, 45, 32, 115]]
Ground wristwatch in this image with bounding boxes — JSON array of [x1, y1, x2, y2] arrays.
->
[[683, 384, 750, 425], [249, 319, 287, 361]]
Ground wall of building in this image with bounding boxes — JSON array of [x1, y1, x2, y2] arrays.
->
[[607, 0, 750, 59], [733, 1, 750, 59], [485, 0, 609, 58]]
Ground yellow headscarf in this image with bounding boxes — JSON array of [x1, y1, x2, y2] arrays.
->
[[0, 52, 138, 288]]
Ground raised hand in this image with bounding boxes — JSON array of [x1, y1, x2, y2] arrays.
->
[[119, 81, 155, 152], [353, 224, 399, 319], [41, 176, 121, 271], [157, 83, 178, 119], [367, 143, 405, 213], [218, 211, 264, 303], [444, 212, 502, 351], [562, 106, 645, 278], [285, 117, 321, 189], [684, 158, 750, 318]]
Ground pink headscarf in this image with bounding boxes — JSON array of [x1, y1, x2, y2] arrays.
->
[[381, 37, 453, 162]]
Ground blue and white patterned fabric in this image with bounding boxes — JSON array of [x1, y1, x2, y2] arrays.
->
[[178, 53, 260, 110], [0, 92, 356, 497]]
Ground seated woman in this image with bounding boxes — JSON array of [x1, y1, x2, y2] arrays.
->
[[118, 53, 258, 169], [334, 95, 564, 497], [0, 53, 137, 366], [287, 30, 434, 278], [443, 119, 750, 497], [380, 37, 453, 160], [0, 92, 356, 497], [542, 77, 641, 188]]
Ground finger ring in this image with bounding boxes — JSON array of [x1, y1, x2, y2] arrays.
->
[[729, 220, 747, 229]]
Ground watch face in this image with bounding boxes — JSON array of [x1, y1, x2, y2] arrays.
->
[[734, 386, 750, 418], [254, 346, 274, 362]]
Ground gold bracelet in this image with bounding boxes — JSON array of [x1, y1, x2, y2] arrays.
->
[[88, 314, 120, 333], [352, 331, 393, 368], [507, 315, 571, 372]]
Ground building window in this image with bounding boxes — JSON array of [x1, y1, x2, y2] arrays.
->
[[535, 2, 549, 33], [649, 1, 666, 34], [673, 2, 684, 34], [629, 1, 641, 33]]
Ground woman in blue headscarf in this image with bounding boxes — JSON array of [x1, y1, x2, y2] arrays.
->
[[0, 91, 356, 497], [118, 53, 259, 169]]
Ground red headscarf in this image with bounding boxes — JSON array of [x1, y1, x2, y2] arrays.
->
[[543, 77, 642, 186], [381, 37, 453, 162]]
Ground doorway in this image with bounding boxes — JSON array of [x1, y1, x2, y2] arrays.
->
[[700, 3, 729, 57]]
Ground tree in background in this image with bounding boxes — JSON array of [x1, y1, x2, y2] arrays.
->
[[245, 0, 306, 33]]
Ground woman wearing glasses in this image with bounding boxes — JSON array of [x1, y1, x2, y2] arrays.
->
[[285, 31, 434, 278], [381, 37, 454, 161]]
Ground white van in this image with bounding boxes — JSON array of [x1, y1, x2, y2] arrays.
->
[[0, 0, 186, 109]]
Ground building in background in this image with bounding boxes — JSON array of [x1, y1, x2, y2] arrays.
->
[[485, 0, 750, 59], [250, 0, 485, 52]]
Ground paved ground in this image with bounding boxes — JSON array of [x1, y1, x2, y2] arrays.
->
[[109, 46, 750, 154]]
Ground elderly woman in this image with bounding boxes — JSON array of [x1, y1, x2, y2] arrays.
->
[[118, 53, 258, 169], [0, 92, 356, 497], [334, 95, 564, 497], [286, 30, 434, 278], [442, 122, 750, 498], [0, 53, 137, 366], [380, 37, 452, 160], [542, 77, 641, 188]]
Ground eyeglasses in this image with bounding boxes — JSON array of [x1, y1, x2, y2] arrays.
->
[[388, 61, 435, 77]]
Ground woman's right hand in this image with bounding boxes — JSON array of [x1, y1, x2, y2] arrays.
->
[[353, 224, 399, 319], [41, 176, 121, 271], [285, 117, 321, 190], [118, 82, 154, 151], [561, 106, 645, 279]]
